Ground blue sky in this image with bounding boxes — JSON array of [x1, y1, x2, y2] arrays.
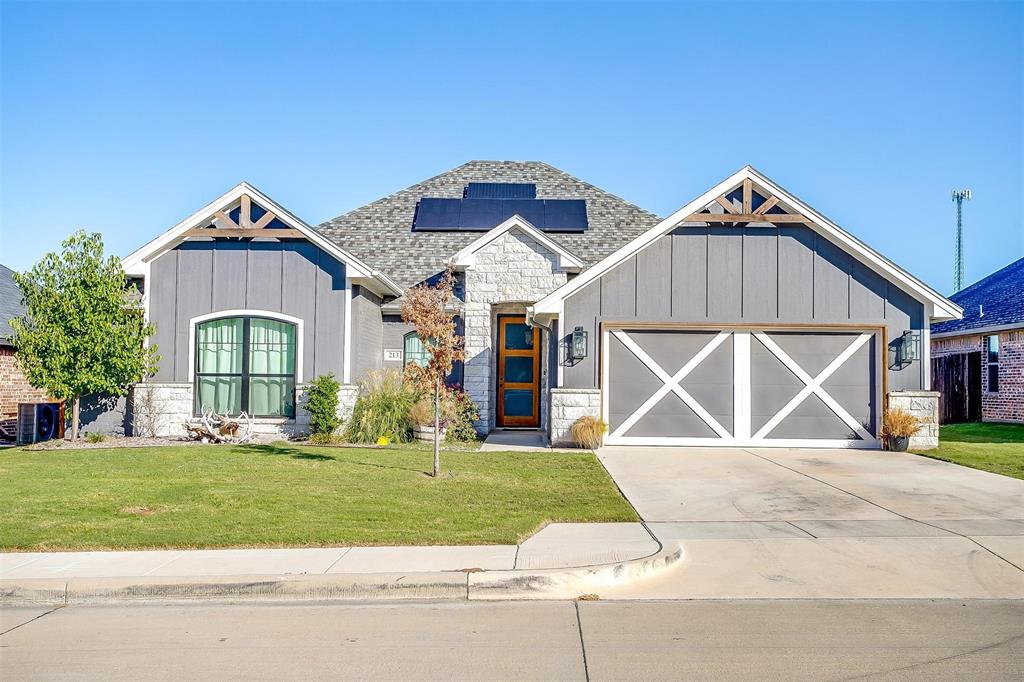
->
[[2, 1, 1021, 294]]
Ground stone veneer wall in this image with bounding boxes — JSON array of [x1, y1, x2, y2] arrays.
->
[[132, 383, 359, 438], [932, 330, 1024, 423], [887, 390, 939, 450], [462, 228, 570, 433], [550, 388, 602, 447]]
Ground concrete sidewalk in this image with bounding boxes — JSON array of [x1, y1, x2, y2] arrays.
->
[[0, 523, 657, 580], [0, 522, 680, 604]]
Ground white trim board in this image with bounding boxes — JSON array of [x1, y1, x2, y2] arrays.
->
[[531, 166, 962, 322], [448, 215, 584, 271], [121, 181, 402, 298]]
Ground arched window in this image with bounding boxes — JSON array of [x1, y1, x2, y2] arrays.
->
[[195, 316, 297, 417], [403, 332, 430, 368]]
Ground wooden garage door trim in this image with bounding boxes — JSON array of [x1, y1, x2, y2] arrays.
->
[[600, 322, 885, 449]]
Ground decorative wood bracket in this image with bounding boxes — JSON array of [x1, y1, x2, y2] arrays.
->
[[185, 194, 303, 238], [684, 183, 809, 225]]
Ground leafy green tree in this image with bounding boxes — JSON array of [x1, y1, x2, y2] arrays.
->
[[10, 231, 158, 439]]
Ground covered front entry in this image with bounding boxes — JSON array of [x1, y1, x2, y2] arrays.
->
[[497, 315, 541, 427], [602, 327, 881, 448]]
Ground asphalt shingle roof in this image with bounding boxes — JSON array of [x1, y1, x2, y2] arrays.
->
[[931, 256, 1024, 335], [0, 264, 24, 346], [317, 160, 662, 290]]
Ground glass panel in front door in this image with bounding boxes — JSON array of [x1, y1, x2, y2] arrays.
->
[[504, 323, 534, 350]]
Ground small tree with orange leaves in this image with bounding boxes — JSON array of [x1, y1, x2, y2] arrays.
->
[[400, 267, 465, 477]]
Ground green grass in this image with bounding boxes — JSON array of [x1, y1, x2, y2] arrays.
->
[[0, 443, 636, 551], [912, 422, 1024, 480]]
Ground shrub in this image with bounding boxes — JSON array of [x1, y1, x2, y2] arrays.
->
[[305, 373, 342, 436], [570, 416, 607, 449], [86, 432, 106, 444], [408, 399, 435, 427], [882, 409, 922, 438], [444, 387, 480, 442], [344, 369, 418, 443], [307, 432, 341, 446]]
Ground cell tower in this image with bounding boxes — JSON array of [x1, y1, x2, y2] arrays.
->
[[952, 188, 972, 293]]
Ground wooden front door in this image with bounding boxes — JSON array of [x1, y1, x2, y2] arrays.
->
[[497, 315, 541, 427]]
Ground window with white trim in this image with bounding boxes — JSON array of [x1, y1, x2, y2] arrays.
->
[[985, 335, 999, 393], [403, 332, 430, 368], [195, 316, 296, 417]]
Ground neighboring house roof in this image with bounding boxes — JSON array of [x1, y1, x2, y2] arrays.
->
[[931, 256, 1024, 336], [122, 182, 402, 297], [0, 264, 24, 347], [317, 160, 662, 290], [532, 165, 962, 322]]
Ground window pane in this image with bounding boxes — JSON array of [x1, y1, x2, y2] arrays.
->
[[249, 319, 296, 375], [196, 376, 242, 415], [249, 376, 296, 417], [504, 356, 534, 383], [988, 365, 999, 393], [504, 323, 534, 350], [987, 335, 999, 363], [503, 389, 534, 417], [404, 333, 429, 367], [198, 318, 243, 374]]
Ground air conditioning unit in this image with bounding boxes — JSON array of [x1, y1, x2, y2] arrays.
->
[[17, 402, 64, 445]]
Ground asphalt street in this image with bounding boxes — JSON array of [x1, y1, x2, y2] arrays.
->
[[2, 599, 1022, 681]]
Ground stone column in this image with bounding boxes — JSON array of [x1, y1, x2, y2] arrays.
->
[[887, 390, 940, 450]]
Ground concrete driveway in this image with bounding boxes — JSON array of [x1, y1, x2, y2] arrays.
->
[[597, 447, 1024, 600]]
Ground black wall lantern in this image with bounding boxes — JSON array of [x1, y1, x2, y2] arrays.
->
[[889, 330, 921, 370], [570, 326, 589, 362]]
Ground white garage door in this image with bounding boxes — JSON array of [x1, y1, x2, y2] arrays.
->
[[602, 327, 881, 448]]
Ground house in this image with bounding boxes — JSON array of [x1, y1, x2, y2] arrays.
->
[[120, 162, 961, 449], [931, 257, 1024, 424], [0, 264, 50, 437]]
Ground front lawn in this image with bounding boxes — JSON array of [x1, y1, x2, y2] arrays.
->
[[0, 443, 636, 551], [913, 422, 1024, 480]]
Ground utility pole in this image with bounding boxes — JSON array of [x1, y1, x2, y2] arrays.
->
[[951, 189, 972, 293]]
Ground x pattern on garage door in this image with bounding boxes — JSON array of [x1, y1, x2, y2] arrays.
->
[[603, 328, 879, 448]]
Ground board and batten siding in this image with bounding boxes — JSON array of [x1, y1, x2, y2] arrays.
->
[[350, 286, 384, 383], [148, 240, 347, 383], [562, 224, 925, 391]]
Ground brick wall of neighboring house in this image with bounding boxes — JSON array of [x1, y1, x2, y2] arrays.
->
[[931, 329, 1024, 423], [0, 346, 51, 435]]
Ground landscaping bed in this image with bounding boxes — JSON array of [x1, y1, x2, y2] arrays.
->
[[913, 422, 1024, 480], [0, 443, 636, 550]]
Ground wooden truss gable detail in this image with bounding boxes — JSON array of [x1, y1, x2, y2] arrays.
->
[[683, 180, 810, 225], [183, 193, 303, 238]]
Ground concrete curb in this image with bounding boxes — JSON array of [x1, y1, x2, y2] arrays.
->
[[469, 542, 683, 600], [1, 572, 467, 606], [0, 544, 684, 606]]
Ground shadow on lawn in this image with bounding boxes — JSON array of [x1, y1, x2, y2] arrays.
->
[[235, 443, 431, 475]]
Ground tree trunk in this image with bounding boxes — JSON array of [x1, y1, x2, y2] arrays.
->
[[433, 379, 440, 478], [71, 396, 81, 440]]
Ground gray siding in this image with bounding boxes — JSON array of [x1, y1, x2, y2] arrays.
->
[[382, 315, 415, 372], [149, 241, 347, 383], [351, 286, 383, 383], [563, 225, 926, 390]]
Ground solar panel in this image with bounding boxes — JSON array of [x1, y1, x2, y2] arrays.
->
[[465, 183, 537, 199], [502, 199, 546, 227], [459, 199, 505, 229], [413, 198, 462, 229], [412, 197, 589, 232], [542, 200, 588, 231]]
